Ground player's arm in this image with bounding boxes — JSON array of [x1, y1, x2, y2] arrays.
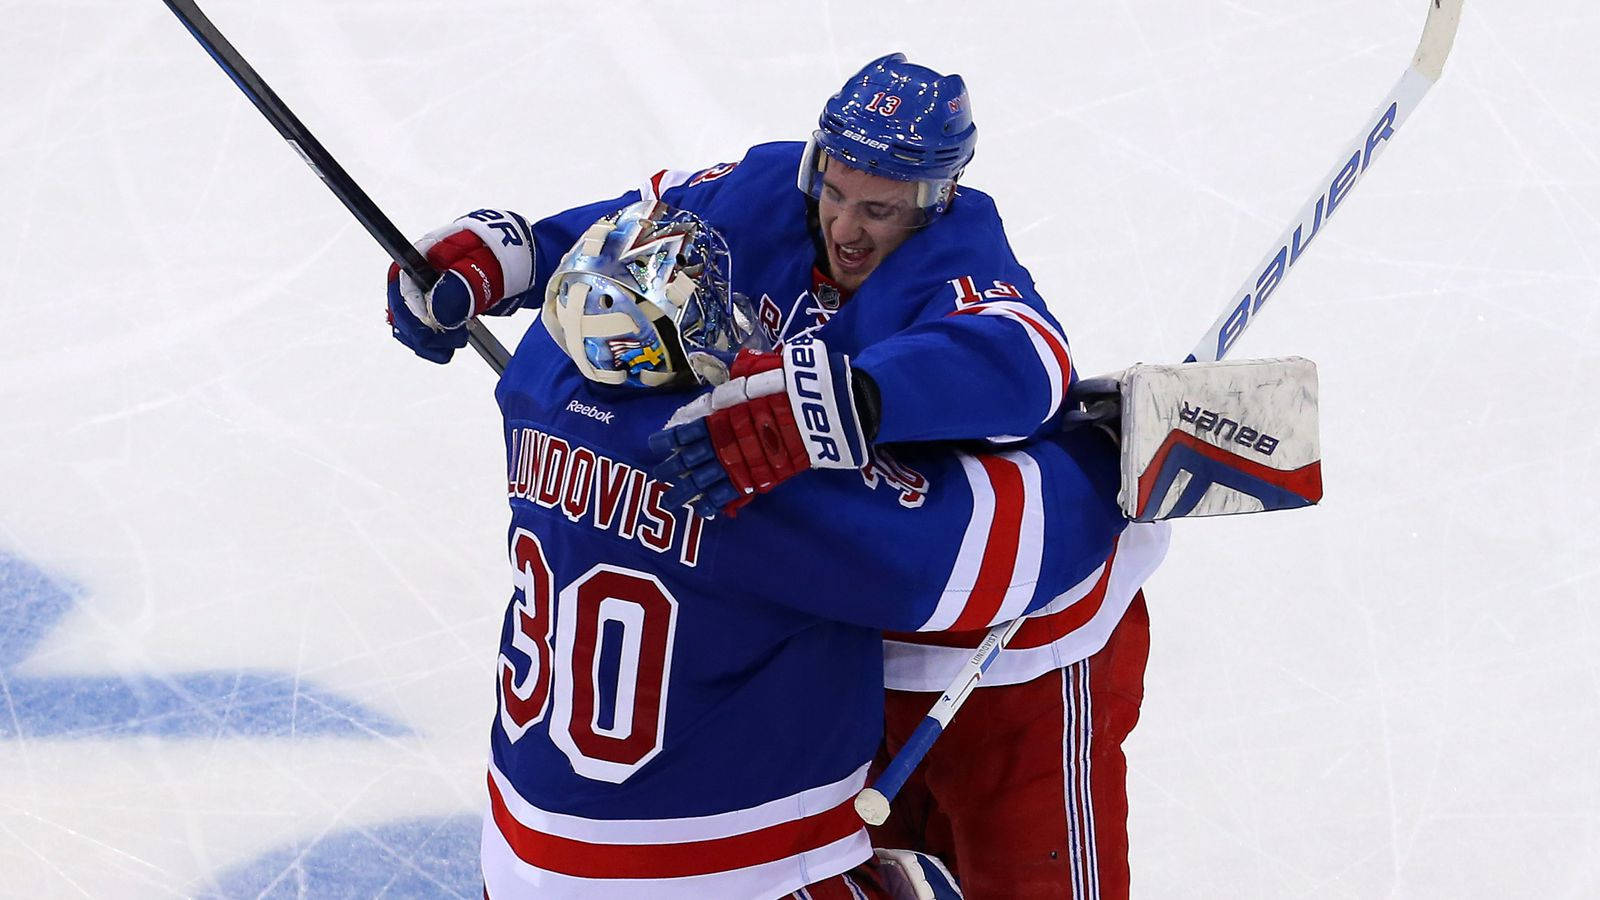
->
[[386, 193, 649, 363], [650, 293, 1071, 516], [386, 160, 747, 364], [730, 425, 1125, 633], [853, 291, 1073, 443]]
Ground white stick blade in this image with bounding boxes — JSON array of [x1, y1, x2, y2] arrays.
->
[[1413, 0, 1465, 82]]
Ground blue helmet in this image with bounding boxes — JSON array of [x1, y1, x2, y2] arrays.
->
[[798, 53, 977, 222], [542, 200, 768, 388]]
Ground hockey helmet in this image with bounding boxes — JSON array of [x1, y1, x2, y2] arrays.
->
[[798, 52, 977, 224], [543, 199, 767, 388]]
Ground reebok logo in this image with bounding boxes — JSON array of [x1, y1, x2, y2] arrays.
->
[[566, 399, 615, 425]]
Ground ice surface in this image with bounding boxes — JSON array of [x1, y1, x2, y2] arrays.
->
[[2, 0, 1597, 895]]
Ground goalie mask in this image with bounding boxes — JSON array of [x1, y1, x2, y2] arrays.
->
[[543, 200, 767, 388]]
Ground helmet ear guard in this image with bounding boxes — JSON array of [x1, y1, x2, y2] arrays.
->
[[543, 281, 681, 388]]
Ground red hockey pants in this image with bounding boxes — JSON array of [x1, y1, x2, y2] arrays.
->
[[870, 592, 1150, 900]]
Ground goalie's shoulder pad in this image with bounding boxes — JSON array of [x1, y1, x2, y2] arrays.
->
[[1110, 356, 1323, 521]]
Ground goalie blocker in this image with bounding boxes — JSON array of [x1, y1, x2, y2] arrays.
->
[[1074, 357, 1323, 522]]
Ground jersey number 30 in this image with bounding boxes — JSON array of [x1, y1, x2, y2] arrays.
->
[[497, 528, 679, 784]]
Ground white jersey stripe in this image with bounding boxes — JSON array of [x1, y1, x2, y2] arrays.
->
[[961, 301, 1071, 421], [488, 761, 867, 844], [884, 522, 1171, 691], [919, 454, 998, 632], [921, 450, 1050, 633], [482, 813, 870, 900], [987, 450, 1046, 627], [642, 168, 695, 199]]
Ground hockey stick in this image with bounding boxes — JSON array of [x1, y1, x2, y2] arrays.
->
[[1186, 0, 1463, 364], [854, 616, 1027, 826], [855, 0, 1464, 827], [161, 0, 512, 375]]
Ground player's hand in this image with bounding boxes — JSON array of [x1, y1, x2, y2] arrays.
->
[[386, 209, 536, 364], [649, 336, 876, 517]]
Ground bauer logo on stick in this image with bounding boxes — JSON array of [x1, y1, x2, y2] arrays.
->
[[1214, 102, 1401, 361]]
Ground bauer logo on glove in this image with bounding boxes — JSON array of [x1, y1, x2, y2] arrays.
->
[[386, 208, 536, 364], [784, 336, 869, 467], [649, 336, 876, 518], [1093, 357, 1324, 522]]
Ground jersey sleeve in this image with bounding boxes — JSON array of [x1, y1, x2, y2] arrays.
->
[[505, 190, 641, 312], [846, 190, 1075, 445], [735, 425, 1123, 633], [501, 154, 758, 314], [854, 294, 1074, 443], [649, 162, 744, 205]]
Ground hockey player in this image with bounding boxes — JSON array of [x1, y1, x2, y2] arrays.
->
[[388, 198, 1135, 898], [387, 54, 1167, 898]]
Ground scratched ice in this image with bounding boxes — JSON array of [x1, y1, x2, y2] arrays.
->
[[1, 0, 1597, 896]]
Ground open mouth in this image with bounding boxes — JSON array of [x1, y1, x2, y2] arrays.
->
[[834, 242, 872, 271]]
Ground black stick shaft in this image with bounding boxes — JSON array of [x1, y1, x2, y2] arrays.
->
[[162, 0, 511, 374]]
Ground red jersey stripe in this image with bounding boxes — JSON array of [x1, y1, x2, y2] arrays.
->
[[953, 303, 1073, 393], [488, 774, 865, 880], [1006, 307, 1073, 403], [948, 456, 1026, 631], [1008, 542, 1117, 651], [889, 542, 1120, 650]]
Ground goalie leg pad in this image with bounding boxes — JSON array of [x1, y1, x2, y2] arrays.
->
[[871, 849, 963, 900], [1114, 357, 1322, 521]]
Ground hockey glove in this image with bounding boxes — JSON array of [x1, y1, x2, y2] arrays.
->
[[649, 336, 880, 517], [386, 209, 536, 364]]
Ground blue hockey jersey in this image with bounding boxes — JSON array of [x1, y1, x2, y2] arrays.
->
[[481, 322, 1136, 898], [511, 142, 1074, 446], [500, 141, 1166, 696]]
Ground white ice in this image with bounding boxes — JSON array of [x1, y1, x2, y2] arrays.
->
[[1, 0, 1597, 896]]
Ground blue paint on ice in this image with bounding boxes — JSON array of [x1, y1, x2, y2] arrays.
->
[[197, 815, 482, 899], [0, 549, 406, 738], [0, 549, 476, 890]]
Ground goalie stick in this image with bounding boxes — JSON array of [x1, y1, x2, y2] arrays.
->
[[1187, 0, 1464, 364], [856, 0, 1465, 827], [161, 0, 512, 375]]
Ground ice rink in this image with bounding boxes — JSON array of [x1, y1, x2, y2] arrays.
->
[[3, 0, 1597, 895]]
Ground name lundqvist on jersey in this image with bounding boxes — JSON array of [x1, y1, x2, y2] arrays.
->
[[507, 425, 707, 569]]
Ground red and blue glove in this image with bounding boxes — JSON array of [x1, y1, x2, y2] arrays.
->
[[386, 209, 536, 364], [650, 336, 880, 517]]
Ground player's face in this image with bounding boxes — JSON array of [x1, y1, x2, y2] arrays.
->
[[817, 164, 921, 293]]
